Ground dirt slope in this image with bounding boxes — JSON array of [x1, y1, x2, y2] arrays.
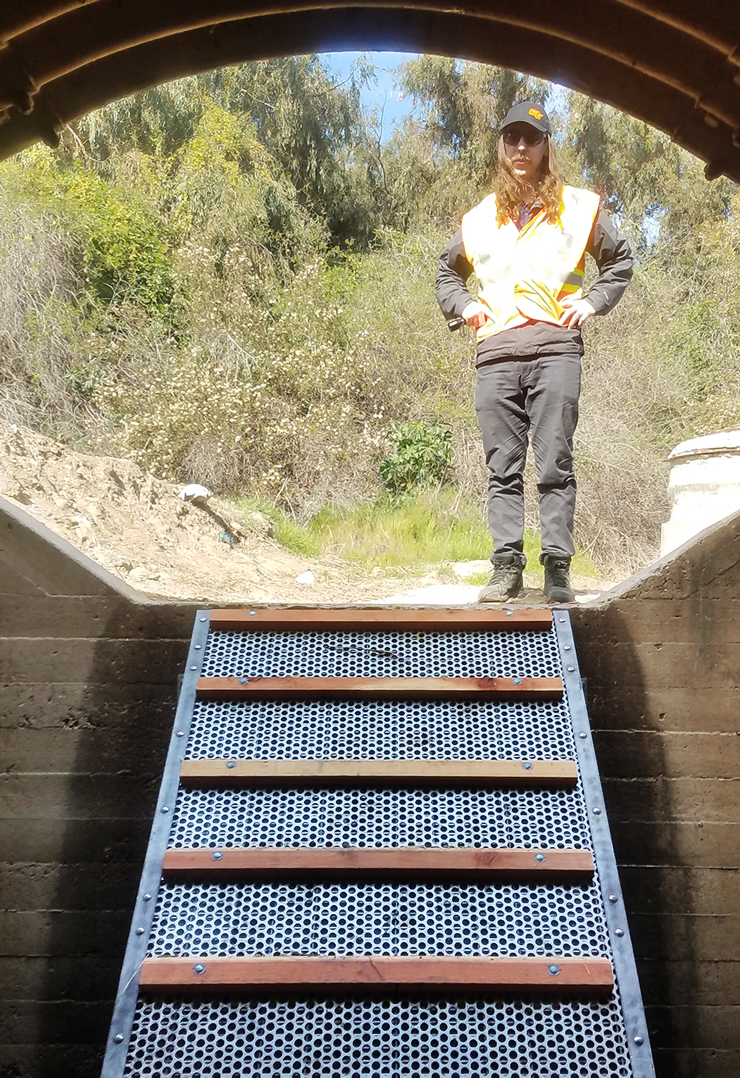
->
[[0, 424, 616, 604], [0, 423, 424, 603]]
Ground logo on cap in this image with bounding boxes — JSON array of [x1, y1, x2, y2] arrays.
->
[[529, 108, 543, 120]]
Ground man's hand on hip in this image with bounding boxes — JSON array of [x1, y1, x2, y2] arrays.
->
[[560, 297, 596, 328], [462, 301, 491, 330]]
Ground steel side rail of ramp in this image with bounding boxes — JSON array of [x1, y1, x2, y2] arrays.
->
[[101, 607, 656, 1078]]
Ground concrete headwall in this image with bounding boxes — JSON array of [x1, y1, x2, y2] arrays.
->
[[571, 511, 740, 1078], [1, 493, 738, 1077], [0, 499, 197, 1076]]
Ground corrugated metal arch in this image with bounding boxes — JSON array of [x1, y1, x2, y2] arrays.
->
[[1, 0, 740, 179]]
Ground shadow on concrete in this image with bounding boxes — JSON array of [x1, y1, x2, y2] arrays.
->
[[4, 495, 739, 1077], [573, 601, 697, 1078]]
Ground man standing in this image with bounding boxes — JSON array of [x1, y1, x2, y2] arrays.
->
[[436, 101, 632, 602]]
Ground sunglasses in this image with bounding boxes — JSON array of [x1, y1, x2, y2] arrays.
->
[[502, 128, 545, 148]]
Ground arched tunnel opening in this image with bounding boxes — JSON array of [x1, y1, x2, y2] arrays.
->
[[2, 1, 740, 182], [1, 6, 739, 1078]]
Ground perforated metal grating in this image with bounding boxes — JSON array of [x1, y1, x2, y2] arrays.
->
[[148, 879, 609, 957], [199, 628, 563, 679], [187, 698, 575, 761], [106, 615, 649, 1078], [123, 997, 632, 1077], [168, 786, 590, 850]]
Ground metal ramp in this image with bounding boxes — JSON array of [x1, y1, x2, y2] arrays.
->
[[102, 607, 655, 1078]]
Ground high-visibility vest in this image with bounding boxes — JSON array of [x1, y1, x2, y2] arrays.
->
[[461, 185, 600, 343]]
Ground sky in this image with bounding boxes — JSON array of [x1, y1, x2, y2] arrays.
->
[[321, 52, 569, 143], [321, 51, 419, 141]]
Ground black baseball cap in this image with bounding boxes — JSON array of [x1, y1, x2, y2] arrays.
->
[[501, 101, 551, 135]]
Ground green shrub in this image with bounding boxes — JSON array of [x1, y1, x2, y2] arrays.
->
[[62, 171, 174, 314], [1, 150, 175, 316], [379, 420, 453, 496]]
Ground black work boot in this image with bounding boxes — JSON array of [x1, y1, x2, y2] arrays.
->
[[541, 554, 575, 603], [478, 554, 525, 603]]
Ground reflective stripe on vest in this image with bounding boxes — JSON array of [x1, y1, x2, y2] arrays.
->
[[461, 185, 600, 343]]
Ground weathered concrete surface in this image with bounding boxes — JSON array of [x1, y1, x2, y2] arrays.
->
[[1, 492, 739, 1077], [0, 497, 197, 1077], [572, 508, 740, 1078]]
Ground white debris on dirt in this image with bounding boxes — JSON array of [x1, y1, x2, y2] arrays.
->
[[178, 484, 213, 501], [0, 423, 616, 605], [378, 583, 482, 605]]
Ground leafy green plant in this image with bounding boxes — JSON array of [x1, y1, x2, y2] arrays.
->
[[379, 420, 453, 496], [56, 169, 175, 315]]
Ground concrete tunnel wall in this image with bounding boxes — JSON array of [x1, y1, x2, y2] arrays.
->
[[0, 492, 738, 1077]]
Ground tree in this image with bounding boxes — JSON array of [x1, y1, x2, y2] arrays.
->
[[67, 57, 386, 250], [562, 93, 733, 247], [381, 58, 548, 227]]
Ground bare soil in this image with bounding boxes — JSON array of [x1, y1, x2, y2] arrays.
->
[[0, 424, 616, 604], [0, 424, 453, 603]]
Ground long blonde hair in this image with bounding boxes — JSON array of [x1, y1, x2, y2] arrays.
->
[[494, 134, 564, 226]]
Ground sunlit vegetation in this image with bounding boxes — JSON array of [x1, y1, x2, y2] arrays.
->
[[0, 55, 738, 575]]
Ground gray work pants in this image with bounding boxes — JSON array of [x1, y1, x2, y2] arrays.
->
[[474, 354, 581, 561]]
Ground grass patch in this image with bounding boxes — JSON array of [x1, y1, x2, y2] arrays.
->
[[307, 490, 600, 576], [232, 489, 602, 579], [230, 496, 319, 557], [307, 490, 490, 569]]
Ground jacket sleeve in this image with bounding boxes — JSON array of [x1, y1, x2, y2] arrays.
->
[[436, 229, 476, 320], [584, 207, 633, 315]]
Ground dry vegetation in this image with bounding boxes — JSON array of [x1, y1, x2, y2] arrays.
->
[[0, 57, 738, 579]]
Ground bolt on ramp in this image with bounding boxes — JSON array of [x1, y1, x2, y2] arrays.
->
[[102, 607, 655, 1078]]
